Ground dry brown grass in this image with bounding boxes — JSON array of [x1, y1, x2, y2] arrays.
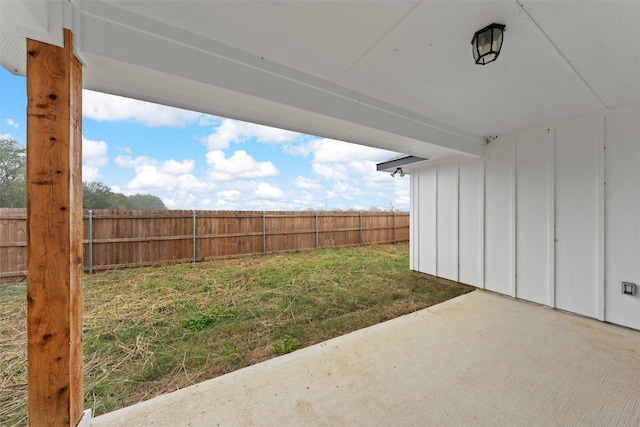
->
[[0, 243, 473, 425]]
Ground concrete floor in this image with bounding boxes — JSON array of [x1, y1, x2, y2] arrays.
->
[[92, 290, 640, 426]]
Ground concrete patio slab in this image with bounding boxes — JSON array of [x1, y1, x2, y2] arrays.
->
[[92, 290, 640, 426]]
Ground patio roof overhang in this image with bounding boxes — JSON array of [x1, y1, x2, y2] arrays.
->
[[2, 1, 638, 161], [376, 155, 430, 175], [1, 2, 638, 425]]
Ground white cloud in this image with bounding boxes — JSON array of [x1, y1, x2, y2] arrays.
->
[[285, 138, 400, 204], [394, 195, 410, 209], [0, 133, 12, 139], [82, 137, 109, 182], [293, 176, 323, 190], [74, 105, 409, 210], [161, 159, 195, 175], [278, 136, 407, 211], [126, 167, 177, 192], [114, 154, 138, 168], [115, 155, 209, 193], [346, 159, 376, 175], [330, 181, 361, 201], [282, 136, 396, 165], [349, 159, 400, 185], [196, 180, 288, 210], [176, 174, 216, 192], [83, 90, 204, 127], [312, 138, 393, 163], [237, 121, 301, 144], [253, 182, 285, 200], [82, 167, 100, 183], [5, 119, 18, 128], [217, 189, 241, 201], [202, 119, 241, 150], [206, 150, 279, 181], [312, 163, 349, 181], [161, 191, 196, 209], [282, 140, 315, 158], [202, 119, 303, 150]]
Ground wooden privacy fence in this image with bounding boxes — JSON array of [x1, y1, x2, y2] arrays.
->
[[1, 209, 409, 281]]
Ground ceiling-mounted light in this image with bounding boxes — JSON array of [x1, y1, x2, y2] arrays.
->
[[471, 23, 505, 65]]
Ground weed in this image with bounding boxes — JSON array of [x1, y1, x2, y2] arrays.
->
[[182, 307, 238, 331], [219, 343, 244, 366], [220, 343, 236, 357], [273, 338, 303, 354]]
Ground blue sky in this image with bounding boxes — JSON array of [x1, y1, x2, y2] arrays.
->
[[0, 67, 408, 211]]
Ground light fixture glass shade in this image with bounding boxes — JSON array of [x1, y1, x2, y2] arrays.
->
[[471, 23, 505, 65]]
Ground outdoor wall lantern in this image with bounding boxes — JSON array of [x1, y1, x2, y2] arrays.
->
[[471, 23, 505, 65]]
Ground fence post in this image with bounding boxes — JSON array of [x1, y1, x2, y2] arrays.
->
[[393, 210, 397, 244], [262, 211, 266, 255], [359, 211, 363, 246], [192, 210, 197, 262], [315, 211, 319, 249], [88, 210, 93, 274]]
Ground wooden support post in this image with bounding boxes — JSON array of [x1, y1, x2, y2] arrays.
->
[[26, 29, 84, 426]]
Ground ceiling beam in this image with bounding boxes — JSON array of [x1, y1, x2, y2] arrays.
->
[[76, 1, 484, 157]]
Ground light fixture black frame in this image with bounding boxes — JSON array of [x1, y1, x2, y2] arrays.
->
[[391, 167, 405, 178], [471, 23, 506, 65]]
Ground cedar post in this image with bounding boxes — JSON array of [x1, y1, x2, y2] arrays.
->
[[26, 29, 84, 426]]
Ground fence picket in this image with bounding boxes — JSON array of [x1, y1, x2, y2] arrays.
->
[[0, 209, 409, 281]]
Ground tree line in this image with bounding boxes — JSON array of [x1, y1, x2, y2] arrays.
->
[[0, 138, 167, 209]]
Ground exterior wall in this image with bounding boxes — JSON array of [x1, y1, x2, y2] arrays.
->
[[485, 136, 516, 296], [515, 127, 554, 307], [410, 167, 437, 274], [410, 158, 484, 287], [604, 105, 640, 329], [458, 160, 484, 288], [554, 115, 604, 319], [436, 162, 459, 281], [410, 103, 640, 330]]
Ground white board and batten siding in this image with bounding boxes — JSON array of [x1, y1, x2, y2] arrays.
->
[[411, 167, 437, 274], [515, 127, 554, 307], [485, 136, 516, 297], [410, 158, 484, 288], [458, 161, 483, 288], [410, 103, 640, 330], [604, 105, 640, 329], [554, 115, 604, 319], [436, 162, 459, 282]]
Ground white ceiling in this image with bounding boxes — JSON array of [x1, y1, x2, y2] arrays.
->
[[1, 0, 638, 161]]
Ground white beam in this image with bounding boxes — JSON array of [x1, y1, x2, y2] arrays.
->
[[77, 1, 484, 157]]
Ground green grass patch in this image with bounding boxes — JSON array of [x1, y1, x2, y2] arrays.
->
[[0, 243, 472, 425]]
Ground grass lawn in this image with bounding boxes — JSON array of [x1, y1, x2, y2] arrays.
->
[[0, 242, 473, 425]]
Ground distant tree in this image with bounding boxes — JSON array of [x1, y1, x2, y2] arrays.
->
[[111, 192, 130, 209], [0, 138, 26, 208], [126, 194, 167, 210], [0, 145, 167, 210], [83, 181, 114, 209], [82, 181, 167, 209]]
